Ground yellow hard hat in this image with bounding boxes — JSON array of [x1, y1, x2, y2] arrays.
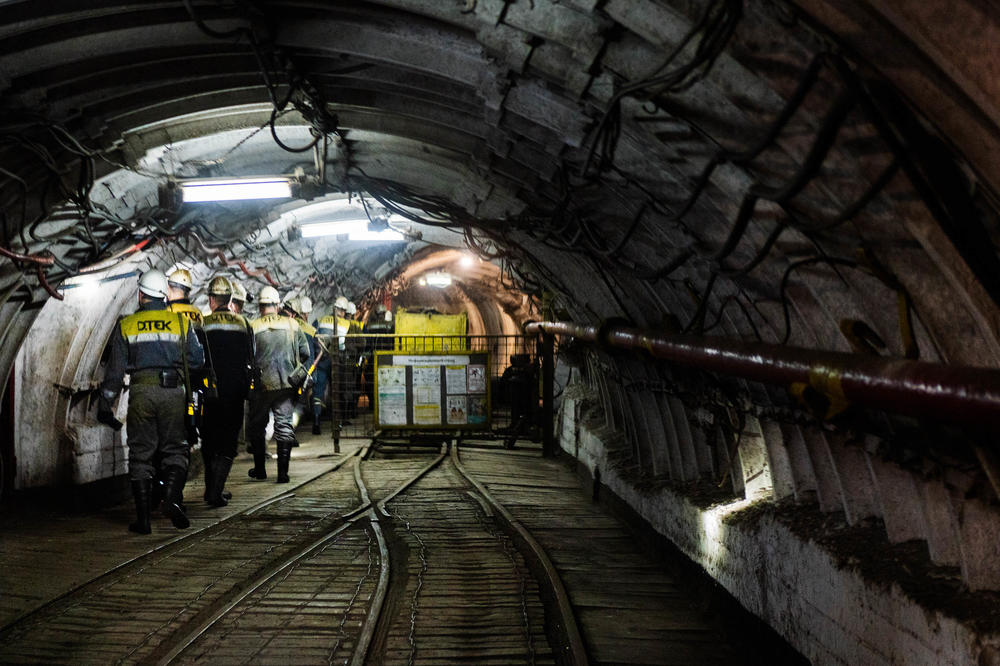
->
[[208, 275, 233, 296], [167, 268, 193, 290], [258, 286, 280, 305]]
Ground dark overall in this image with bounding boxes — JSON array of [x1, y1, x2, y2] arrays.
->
[[201, 308, 254, 505]]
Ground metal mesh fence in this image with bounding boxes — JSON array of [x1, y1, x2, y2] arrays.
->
[[308, 334, 539, 443]]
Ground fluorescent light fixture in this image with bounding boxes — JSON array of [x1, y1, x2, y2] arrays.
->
[[300, 219, 368, 238], [425, 272, 452, 288], [348, 229, 405, 242], [180, 177, 293, 202]]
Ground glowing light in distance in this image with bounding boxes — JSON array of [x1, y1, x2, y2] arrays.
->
[[460, 254, 475, 267], [299, 219, 368, 237], [181, 178, 292, 202], [425, 272, 452, 288], [348, 229, 405, 242]]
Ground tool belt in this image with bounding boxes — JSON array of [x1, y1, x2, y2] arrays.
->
[[131, 370, 183, 388]]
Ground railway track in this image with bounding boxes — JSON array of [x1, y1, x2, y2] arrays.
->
[[0, 442, 588, 665]]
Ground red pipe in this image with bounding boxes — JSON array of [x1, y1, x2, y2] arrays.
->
[[526, 321, 1000, 430], [36, 265, 63, 301], [0, 246, 55, 265]]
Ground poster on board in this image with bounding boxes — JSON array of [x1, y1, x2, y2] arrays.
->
[[467, 364, 486, 393], [468, 396, 487, 424], [447, 396, 468, 424]]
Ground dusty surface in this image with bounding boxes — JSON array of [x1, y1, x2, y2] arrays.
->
[[0, 433, 356, 628]]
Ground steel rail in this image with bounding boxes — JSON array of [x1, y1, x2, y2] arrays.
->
[[159, 444, 449, 665], [450, 444, 589, 666], [0, 448, 363, 636], [349, 446, 395, 666], [526, 321, 1000, 429]]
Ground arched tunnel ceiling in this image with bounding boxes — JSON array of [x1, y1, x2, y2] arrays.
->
[[2, 0, 1000, 388]]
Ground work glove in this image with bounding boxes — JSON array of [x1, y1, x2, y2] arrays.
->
[[97, 409, 123, 431]]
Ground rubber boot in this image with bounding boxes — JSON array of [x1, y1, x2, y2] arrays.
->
[[128, 479, 152, 535], [207, 455, 233, 507], [248, 438, 267, 480], [151, 469, 164, 510], [201, 448, 212, 502], [276, 442, 291, 483], [161, 466, 191, 529], [312, 405, 322, 435]]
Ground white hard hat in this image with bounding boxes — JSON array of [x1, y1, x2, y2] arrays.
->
[[167, 268, 193, 290], [334, 296, 349, 311], [346, 302, 357, 315], [384, 310, 392, 322], [138, 269, 168, 299], [258, 286, 281, 305], [299, 296, 313, 314], [284, 296, 300, 314], [231, 281, 247, 302]]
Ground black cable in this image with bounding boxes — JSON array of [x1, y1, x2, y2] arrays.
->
[[778, 256, 858, 344]]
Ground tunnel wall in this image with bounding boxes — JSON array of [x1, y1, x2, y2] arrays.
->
[[556, 371, 1000, 665], [13, 277, 137, 488]]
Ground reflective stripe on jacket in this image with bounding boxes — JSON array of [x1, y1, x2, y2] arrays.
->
[[203, 309, 254, 397]]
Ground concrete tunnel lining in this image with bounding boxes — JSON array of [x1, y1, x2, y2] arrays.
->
[[2, 1, 1000, 663]]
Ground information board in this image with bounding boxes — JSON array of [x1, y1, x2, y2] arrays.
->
[[374, 350, 490, 429]]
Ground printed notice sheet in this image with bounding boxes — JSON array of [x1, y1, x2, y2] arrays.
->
[[377, 366, 407, 425], [412, 365, 442, 424], [412, 366, 440, 389], [445, 365, 467, 394]]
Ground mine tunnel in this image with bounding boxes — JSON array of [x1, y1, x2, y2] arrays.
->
[[1, 1, 1000, 664]]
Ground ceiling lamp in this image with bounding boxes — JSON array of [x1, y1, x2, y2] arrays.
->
[[300, 219, 369, 238], [177, 177, 294, 202], [425, 272, 452, 288], [161, 169, 328, 207]]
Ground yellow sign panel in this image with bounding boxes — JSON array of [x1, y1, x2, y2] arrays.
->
[[394, 310, 468, 351]]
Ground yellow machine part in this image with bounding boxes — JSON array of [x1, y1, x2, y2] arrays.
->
[[394, 310, 468, 351]]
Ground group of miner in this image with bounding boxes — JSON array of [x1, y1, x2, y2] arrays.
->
[[97, 268, 364, 535]]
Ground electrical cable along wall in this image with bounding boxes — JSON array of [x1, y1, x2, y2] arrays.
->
[[0, 1, 1000, 657]]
